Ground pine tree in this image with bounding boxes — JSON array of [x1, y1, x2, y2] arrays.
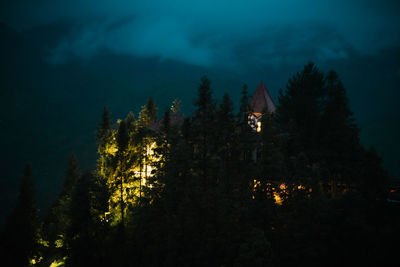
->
[[258, 111, 284, 184], [192, 76, 216, 185], [97, 106, 112, 153], [65, 172, 95, 266], [216, 93, 238, 191], [97, 106, 113, 177], [320, 70, 361, 188], [125, 111, 136, 136], [115, 120, 129, 225], [1, 164, 38, 266], [358, 146, 389, 202], [236, 84, 255, 197], [238, 84, 249, 124], [61, 154, 81, 198], [145, 97, 158, 124], [138, 98, 158, 128], [276, 62, 326, 163], [42, 154, 80, 259]]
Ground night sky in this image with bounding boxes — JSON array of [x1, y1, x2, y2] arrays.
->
[[1, 0, 399, 220]]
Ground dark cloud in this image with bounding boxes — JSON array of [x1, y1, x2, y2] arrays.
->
[[1, 0, 399, 67]]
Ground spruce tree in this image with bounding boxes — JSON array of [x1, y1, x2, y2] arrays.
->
[[192, 76, 216, 184], [42, 154, 80, 259], [258, 111, 284, 184], [236, 84, 255, 197], [97, 106, 112, 153], [1, 164, 38, 266], [138, 98, 158, 128], [216, 93, 237, 191], [97, 106, 113, 177], [116, 120, 129, 225], [65, 172, 95, 266], [61, 154, 81, 198], [125, 111, 136, 136], [320, 70, 360, 187], [276, 62, 326, 163], [238, 84, 249, 124]]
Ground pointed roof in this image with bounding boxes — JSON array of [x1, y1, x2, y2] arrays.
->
[[249, 81, 276, 115]]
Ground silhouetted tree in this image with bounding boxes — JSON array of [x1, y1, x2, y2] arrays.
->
[[276, 62, 326, 164], [1, 164, 38, 266], [320, 70, 361, 189], [65, 172, 94, 266], [192, 76, 217, 186], [42, 154, 80, 261]]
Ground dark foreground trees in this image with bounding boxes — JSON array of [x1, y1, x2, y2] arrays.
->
[[1, 63, 397, 267], [1, 164, 38, 266]]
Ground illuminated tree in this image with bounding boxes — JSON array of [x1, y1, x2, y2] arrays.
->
[[125, 111, 136, 135], [97, 106, 113, 177], [138, 97, 158, 128], [115, 120, 129, 225]]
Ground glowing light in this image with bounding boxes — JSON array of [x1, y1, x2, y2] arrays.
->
[[257, 121, 261, 132], [274, 192, 283, 205], [279, 183, 286, 190], [253, 179, 261, 189]]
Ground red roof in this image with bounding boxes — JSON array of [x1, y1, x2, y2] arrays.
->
[[249, 82, 276, 115]]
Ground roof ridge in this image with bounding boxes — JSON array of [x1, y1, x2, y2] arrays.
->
[[249, 81, 276, 114]]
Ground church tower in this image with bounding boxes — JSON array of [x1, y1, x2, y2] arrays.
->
[[248, 81, 276, 132]]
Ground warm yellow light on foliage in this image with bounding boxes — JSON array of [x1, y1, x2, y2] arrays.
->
[[30, 256, 43, 265], [55, 238, 63, 248], [104, 143, 118, 156], [274, 192, 283, 205], [49, 257, 66, 267], [38, 238, 49, 247]]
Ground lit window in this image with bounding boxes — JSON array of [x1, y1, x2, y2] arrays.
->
[[257, 121, 261, 132]]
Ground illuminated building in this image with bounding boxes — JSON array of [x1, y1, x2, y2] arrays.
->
[[248, 81, 276, 132]]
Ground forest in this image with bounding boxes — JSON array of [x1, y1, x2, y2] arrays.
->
[[1, 62, 398, 267]]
